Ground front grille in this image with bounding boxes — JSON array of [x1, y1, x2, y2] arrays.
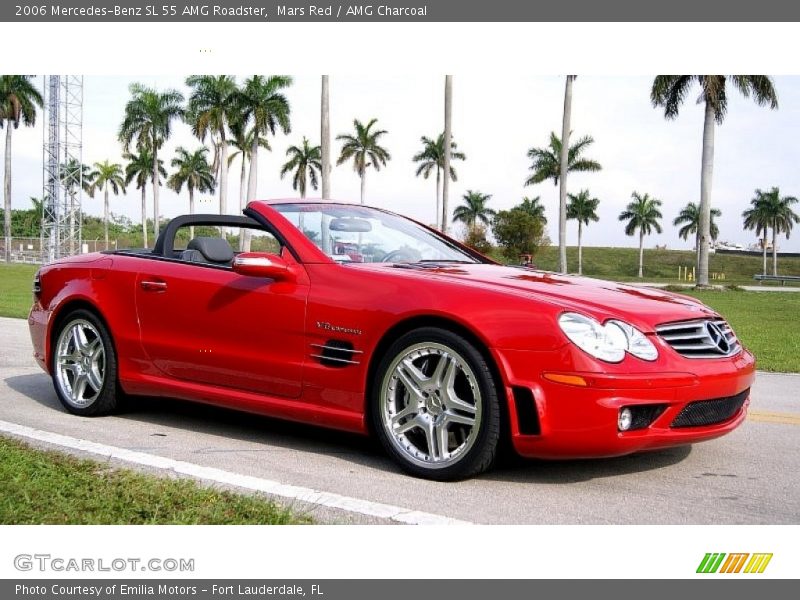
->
[[656, 318, 741, 359], [670, 389, 749, 428]]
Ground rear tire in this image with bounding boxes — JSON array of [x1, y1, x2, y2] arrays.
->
[[371, 327, 500, 481], [51, 309, 120, 416]]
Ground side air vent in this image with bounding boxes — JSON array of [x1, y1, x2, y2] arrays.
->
[[512, 387, 540, 435], [311, 340, 363, 368]]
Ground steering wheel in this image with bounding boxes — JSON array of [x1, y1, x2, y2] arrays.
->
[[380, 248, 422, 263]]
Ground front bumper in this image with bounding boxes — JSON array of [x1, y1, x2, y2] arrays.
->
[[494, 346, 756, 459]]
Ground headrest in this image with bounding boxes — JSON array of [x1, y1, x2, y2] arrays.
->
[[187, 237, 234, 263]]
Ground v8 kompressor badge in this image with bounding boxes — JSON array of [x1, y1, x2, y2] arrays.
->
[[316, 321, 363, 336]]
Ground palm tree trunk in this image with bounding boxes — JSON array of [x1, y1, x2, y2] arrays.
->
[[141, 186, 148, 248], [219, 128, 228, 219], [242, 133, 260, 251], [695, 232, 700, 262], [239, 157, 247, 213], [104, 184, 110, 250], [68, 192, 75, 255], [638, 230, 644, 278], [435, 167, 441, 230], [152, 145, 160, 241], [558, 76, 574, 275], [441, 75, 453, 234], [359, 170, 366, 205], [578, 221, 583, 275], [189, 188, 195, 240], [558, 75, 575, 273], [299, 182, 306, 231], [772, 227, 778, 276], [762, 233, 767, 276], [697, 101, 715, 287], [321, 75, 331, 199], [4, 126, 12, 263]]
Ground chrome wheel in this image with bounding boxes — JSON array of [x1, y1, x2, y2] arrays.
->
[[379, 342, 482, 469], [54, 319, 106, 408]]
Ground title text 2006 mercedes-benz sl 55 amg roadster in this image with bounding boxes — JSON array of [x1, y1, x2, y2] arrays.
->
[[29, 199, 755, 480]]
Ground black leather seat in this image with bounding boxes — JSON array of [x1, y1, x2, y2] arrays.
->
[[182, 237, 235, 266]]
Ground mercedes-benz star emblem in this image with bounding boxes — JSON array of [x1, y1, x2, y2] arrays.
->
[[705, 321, 730, 354]]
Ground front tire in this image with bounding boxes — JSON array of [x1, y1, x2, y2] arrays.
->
[[371, 327, 500, 480], [52, 309, 120, 416]]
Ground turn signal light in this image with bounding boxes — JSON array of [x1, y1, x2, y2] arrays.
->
[[542, 373, 588, 387]]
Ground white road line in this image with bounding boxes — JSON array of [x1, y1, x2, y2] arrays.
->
[[0, 419, 472, 526]]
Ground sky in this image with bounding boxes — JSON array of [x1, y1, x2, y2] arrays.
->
[[4, 74, 800, 251]]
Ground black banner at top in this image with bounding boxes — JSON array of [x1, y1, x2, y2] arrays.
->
[[3, 0, 800, 22]]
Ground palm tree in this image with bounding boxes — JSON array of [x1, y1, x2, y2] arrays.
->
[[651, 76, 778, 287], [186, 75, 237, 218], [238, 75, 292, 202], [167, 147, 215, 240], [453, 190, 495, 230], [566, 189, 600, 275], [743, 187, 799, 276], [1, 75, 44, 262], [238, 75, 292, 250], [124, 147, 165, 248], [742, 190, 772, 276], [61, 158, 95, 197], [526, 129, 601, 274], [280, 137, 322, 198], [118, 83, 184, 240], [673, 201, 721, 258], [525, 131, 602, 187], [412, 133, 466, 228], [516, 196, 547, 224], [90, 160, 126, 250], [618, 192, 663, 278], [336, 118, 391, 204], [768, 190, 800, 276], [227, 121, 270, 217]]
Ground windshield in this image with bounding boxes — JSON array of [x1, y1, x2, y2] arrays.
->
[[273, 203, 481, 264]]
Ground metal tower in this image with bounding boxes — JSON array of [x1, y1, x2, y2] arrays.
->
[[41, 75, 84, 263]]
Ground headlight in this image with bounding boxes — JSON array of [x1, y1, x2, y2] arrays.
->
[[605, 319, 659, 361], [558, 313, 658, 363]]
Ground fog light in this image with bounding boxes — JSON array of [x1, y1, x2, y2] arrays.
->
[[618, 407, 633, 431]]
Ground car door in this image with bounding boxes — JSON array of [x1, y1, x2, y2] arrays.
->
[[134, 238, 308, 399]]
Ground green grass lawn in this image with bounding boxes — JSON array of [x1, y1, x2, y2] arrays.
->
[[0, 436, 309, 524], [0, 263, 37, 318], [531, 246, 800, 285], [675, 289, 800, 373]]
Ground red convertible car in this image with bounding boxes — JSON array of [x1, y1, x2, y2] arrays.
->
[[29, 200, 755, 480]]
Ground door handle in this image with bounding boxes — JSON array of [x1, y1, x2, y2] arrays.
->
[[140, 280, 168, 292]]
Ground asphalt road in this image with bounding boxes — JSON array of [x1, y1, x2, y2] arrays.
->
[[1, 316, 797, 524]]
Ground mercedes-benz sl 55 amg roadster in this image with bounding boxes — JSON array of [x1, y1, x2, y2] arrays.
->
[[28, 199, 755, 480]]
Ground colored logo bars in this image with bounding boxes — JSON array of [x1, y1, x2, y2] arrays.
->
[[697, 553, 773, 574]]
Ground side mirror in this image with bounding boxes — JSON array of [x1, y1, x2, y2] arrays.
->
[[232, 252, 293, 280]]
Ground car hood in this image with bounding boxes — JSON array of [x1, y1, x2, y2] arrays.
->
[[362, 263, 717, 330]]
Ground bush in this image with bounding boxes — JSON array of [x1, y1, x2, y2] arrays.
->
[[492, 209, 545, 261], [462, 224, 493, 255]]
